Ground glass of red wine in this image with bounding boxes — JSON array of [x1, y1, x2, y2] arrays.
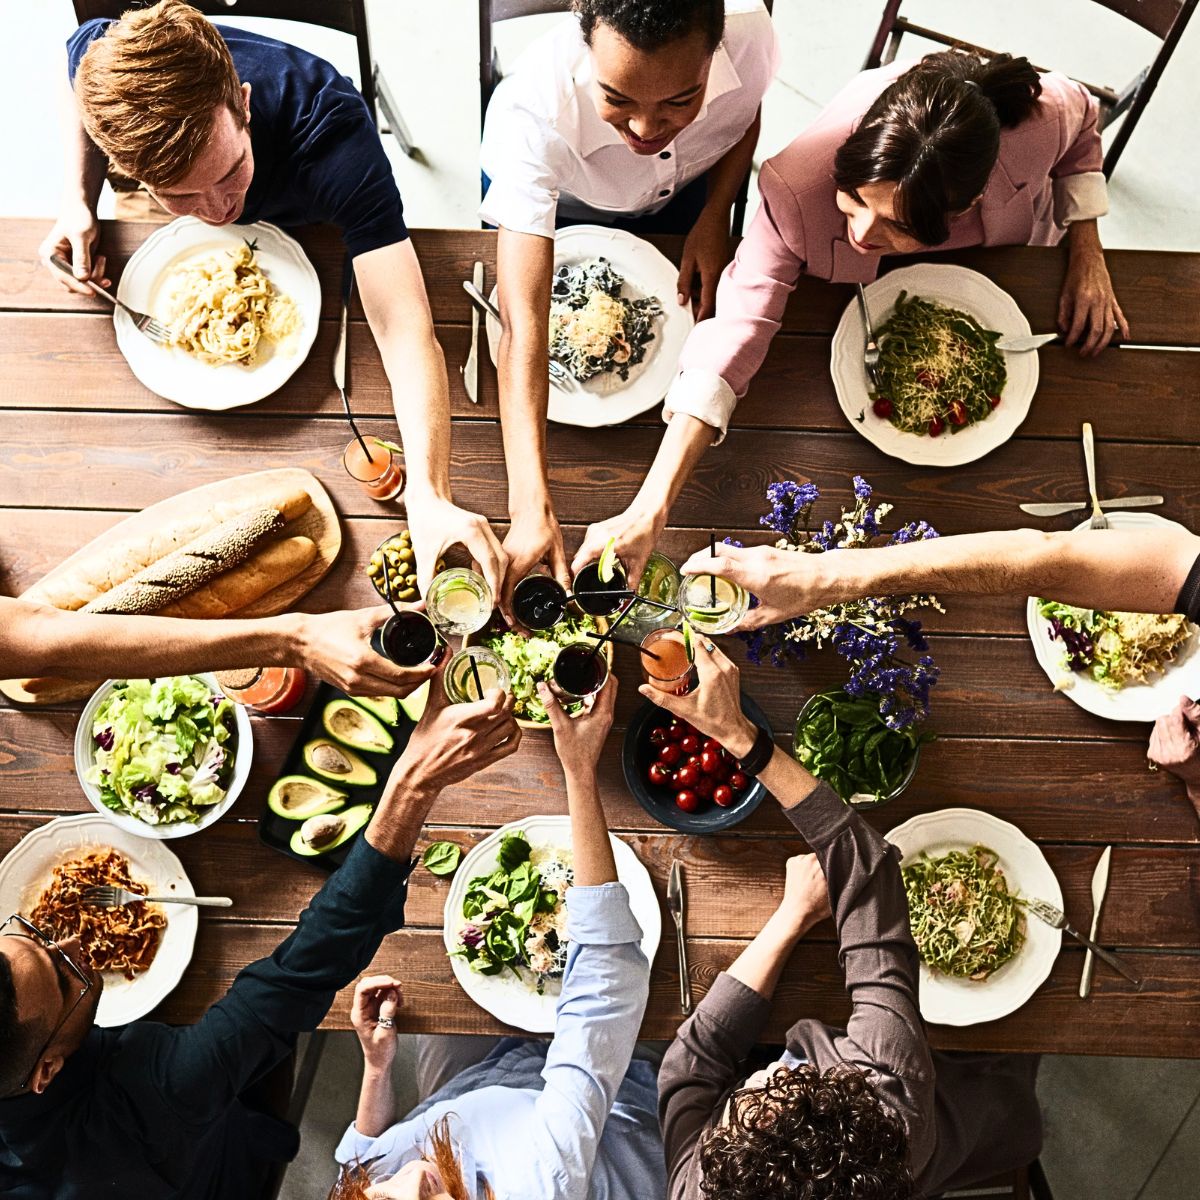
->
[[371, 611, 447, 668], [512, 574, 568, 631], [550, 642, 610, 701]]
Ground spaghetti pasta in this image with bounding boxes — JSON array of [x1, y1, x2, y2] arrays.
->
[[161, 241, 299, 366], [28, 850, 166, 979]]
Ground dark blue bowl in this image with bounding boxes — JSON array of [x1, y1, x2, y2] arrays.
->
[[622, 694, 772, 833]]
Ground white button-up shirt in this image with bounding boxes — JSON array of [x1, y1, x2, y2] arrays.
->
[[480, 0, 779, 238]]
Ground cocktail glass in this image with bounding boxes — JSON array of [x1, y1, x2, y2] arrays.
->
[[640, 627, 697, 696], [371, 611, 447, 667], [680, 572, 750, 636], [342, 437, 404, 502], [443, 646, 510, 703], [426, 568, 494, 636], [572, 558, 628, 617], [512, 574, 568, 631], [550, 641, 610, 701]]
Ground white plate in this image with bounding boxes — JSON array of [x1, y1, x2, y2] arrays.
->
[[115, 217, 320, 409], [484, 225, 694, 427], [831, 263, 1038, 467], [886, 808, 1061, 1027], [0, 814, 198, 1027], [443, 815, 662, 1033], [74, 674, 254, 840], [1026, 511, 1200, 722]]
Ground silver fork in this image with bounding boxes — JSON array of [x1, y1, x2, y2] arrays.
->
[[1081, 423, 1109, 531], [1025, 896, 1141, 986], [81, 885, 232, 909], [856, 284, 881, 387], [461, 279, 574, 393], [50, 254, 173, 345]]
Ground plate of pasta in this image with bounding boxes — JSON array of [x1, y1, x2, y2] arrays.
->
[[484, 225, 694, 427], [115, 217, 320, 409], [0, 814, 197, 1026], [831, 264, 1039, 467]]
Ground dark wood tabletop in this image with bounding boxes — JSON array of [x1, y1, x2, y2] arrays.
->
[[1, 219, 1198, 1057]]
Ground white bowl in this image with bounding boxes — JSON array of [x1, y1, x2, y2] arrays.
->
[[74, 674, 253, 840]]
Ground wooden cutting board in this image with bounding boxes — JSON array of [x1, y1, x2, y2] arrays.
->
[[2, 468, 341, 705]]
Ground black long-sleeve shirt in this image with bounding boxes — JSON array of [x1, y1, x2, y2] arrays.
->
[[0, 837, 411, 1198]]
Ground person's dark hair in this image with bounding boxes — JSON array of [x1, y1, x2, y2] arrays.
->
[[698, 1063, 914, 1199], [0, 953, 39, 1096], [573, 0, 725, 54], [833, 50, 1043, 246]]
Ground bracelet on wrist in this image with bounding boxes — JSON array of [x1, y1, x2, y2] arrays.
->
[[737, 725, 776, 777]]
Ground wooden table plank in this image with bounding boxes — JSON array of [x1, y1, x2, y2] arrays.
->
[[148, 920, 1200, 1057], [4, 220, 1199, 344]]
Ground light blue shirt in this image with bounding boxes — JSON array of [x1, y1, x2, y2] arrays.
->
[[335, 882, 665, 1200]]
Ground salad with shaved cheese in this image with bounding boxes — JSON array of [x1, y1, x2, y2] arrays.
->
[[1037, 600, 1193, 689], [484, 614, 599, 723], [549, 257, 663, 382]]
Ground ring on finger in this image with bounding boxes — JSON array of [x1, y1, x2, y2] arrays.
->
[[376, 1016, 395, 1029], [703, 639, 716, 653]]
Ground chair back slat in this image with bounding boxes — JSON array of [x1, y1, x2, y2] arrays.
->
[[72, 2, 362, 38], [1092, 0, 1190, 37], [489, 0, 570, 19]]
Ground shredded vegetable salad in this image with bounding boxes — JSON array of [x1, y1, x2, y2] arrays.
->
[[1037, 599, 1192, 690], [902, 845, 1025, 980], [549, 257, 662, 382], [870, 292, 1006, 436], [484, 615, 598, 723]]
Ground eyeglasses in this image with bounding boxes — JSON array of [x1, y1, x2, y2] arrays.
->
[[1, 914, 93, 1091]]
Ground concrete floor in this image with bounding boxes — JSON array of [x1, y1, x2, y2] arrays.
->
[[4, 2, 1198, 1198]]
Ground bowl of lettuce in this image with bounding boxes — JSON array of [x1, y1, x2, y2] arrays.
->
[[474, 614, 611, 729], [74, 674, 253, 839]]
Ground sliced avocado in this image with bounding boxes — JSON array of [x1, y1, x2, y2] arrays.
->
[[352, 695, 400, 726], [322, 698, 394, 755], [399, 680, 430, 723], [289, 803, 373, 857], [267, 775, 348, 821], [302, 738, 377, 787]]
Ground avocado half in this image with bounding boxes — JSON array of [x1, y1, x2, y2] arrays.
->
[[302, 738, 377, 787], [322, 698, 394, 755], [289, 803, 373, 857], [267, 775, 348, 821], [352, 695, 400, 726], [399, 680, 430, 723]]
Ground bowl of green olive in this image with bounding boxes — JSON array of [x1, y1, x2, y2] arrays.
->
[[365, 530, 445, 603]]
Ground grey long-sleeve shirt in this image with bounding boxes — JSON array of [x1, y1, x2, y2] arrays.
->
[[658, 782, 1041, 1198]]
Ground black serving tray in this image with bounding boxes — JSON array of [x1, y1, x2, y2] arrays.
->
[[257, 682, 418, 871]]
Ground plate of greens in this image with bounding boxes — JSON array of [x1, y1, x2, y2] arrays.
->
[[484, 225, 693, 428], [74, 674, 253, 839], [886, 808, 1061, 1026], [831, 264, 1038, 467], [1027, 512, 1200, 722], [442, 816, 661, 1032]]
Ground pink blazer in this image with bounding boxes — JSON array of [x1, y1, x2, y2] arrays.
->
[[679, 62, 1104, 400]]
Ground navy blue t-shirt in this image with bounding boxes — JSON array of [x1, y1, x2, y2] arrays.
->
[[67, 20, 407, 258]]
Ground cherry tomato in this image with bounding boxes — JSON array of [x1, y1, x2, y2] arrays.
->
[[647, 762, 671, 787], [916, 369, 932, 387], [666, 720, 686, 742], [700, 748, 723, 775], [658, 743, 682, 767], [676, 762, 701, 788], [675, 789, 700, 813], [648, 726, 669, 747], [686, 754, 701, 768], [948, 399, 968, 426], [695, 776, 716, 800], [729, 771, 749, 793], [872, 396, 893, 419], [713, 784, 734, 807], [702, 738, 723, 754], [927, 416, 945, 438], [679, 734, 701, 755], [988, 393, 1002, 409]]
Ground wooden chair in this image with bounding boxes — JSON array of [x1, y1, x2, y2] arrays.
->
[[71, 0, 419, 158], [477, 0, 774, 235], [934, 1159, 1055, 1200], [862, 0, 1198, 177]]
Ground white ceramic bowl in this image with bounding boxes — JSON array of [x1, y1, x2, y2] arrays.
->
[[74, 673, 253, 840]]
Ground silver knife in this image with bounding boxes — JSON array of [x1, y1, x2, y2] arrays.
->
[[1079, 846, 1112, 999], [461, 261, 483, 404], [996, 332, 1060, 352], [1019, 495, 1164, 517], [667, 860, 692, 1016]]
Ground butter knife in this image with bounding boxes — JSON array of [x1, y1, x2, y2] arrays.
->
[[1079, 846, 1112, 999], [461, 261, 483, 403], [1019, 496, 1164, 517], [667, 860, 692, 1016], [996, 332, 1060, 353]]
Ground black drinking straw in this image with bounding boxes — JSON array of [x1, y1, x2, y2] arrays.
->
[[469, 654, 485, 699], [379, 560, 402, 618], [709, 532, 718, 606], [587, 599, 635, 659]]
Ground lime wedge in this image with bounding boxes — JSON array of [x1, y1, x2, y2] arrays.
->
[[682, 620, 694, 659], [399, 680, 429, 722], [597, 537, 618, 584], [373, 437, 404, 456]]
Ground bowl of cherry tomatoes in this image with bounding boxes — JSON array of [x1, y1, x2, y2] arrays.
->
[[621, 696, 771, 833]]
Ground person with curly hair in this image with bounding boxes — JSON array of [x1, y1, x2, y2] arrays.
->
[[480, 1, 778, 619], [649, 641, 1044, 1197]]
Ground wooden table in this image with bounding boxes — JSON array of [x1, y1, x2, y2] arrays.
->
[[2, 220, 1198, 1058]]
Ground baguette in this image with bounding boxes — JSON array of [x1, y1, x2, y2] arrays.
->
[[82, 508, 285, 616], [26, 484, 312, 612], [158, 535, 316, 618]]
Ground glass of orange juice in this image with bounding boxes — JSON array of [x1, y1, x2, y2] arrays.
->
[[640, 627, 697, 696], [342, 437, 404, 502]]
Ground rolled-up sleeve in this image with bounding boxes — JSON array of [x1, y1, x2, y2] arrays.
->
[[662, 369, 739, 444], [480, 91, 563, 239], [1044, 73, 1108, 227]]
